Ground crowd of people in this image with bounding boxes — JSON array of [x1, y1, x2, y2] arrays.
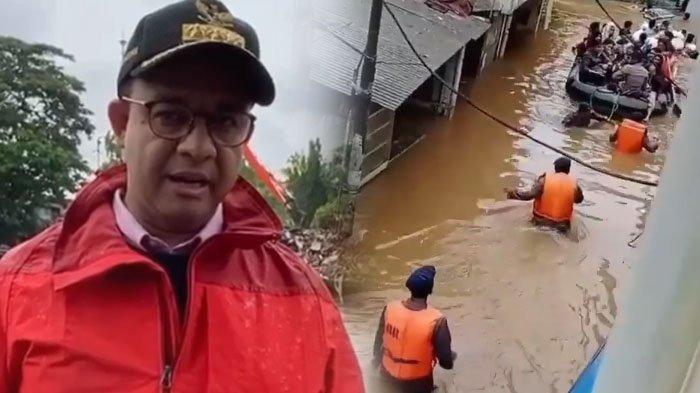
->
[[574, 18, 696, 109]]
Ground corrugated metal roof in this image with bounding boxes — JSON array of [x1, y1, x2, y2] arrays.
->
[[311, 0, 490, 110], [472, 0, 529, 14]]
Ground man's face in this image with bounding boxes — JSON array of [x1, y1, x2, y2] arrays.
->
[[110, 54, 254, 234]]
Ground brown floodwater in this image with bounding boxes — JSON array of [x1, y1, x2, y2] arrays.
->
[[341, 1, 696, 392]]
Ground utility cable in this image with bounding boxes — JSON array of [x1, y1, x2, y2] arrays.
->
[[382, 0, 660, 187], [593, 0, 622, 29]]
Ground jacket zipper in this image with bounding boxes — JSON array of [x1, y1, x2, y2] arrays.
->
[[158, 266, 179, 393], [167, 250, 197, 387], [159, 232, 279, 391], [159, 236, 218, 392], [161, 364, 174, 391]]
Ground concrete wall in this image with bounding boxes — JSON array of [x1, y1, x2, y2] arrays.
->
[[361, 107, 395, 185], [437, 47, 467, 117], [524, 0, 544, 31], [509, 0, 544, 33], [481, 13, 505, 68], [689, 0, 700, 14]]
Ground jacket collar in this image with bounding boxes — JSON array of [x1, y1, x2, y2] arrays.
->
[[52, 164, 283, 278]]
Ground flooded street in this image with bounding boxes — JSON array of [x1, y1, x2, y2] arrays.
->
[[341, 1, 696, 392]]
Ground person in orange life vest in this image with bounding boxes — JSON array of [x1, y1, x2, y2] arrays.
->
[[372, 266, 456, 393], [0, 1, 363, 392], [505, 157, 584, 232], [609, 121, 659, 153]]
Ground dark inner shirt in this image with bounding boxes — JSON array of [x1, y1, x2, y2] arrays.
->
[[152, 251, 191, 316]]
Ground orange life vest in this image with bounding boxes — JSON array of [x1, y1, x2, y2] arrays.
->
[[533, 172, 577, 223], [381, 301, 443, 381], [662, 53, 678, 81], [616, 119, 646, 153]]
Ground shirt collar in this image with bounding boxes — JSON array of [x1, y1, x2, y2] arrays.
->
[[112, 190, 223, 255]]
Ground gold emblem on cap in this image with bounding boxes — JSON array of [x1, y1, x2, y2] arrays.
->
[[195, 0, 236, 28], [182, 24, 245, 47], [182, 0, 246, 48]]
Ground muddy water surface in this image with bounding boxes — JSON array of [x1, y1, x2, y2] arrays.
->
[[341, 1, 696, 392]]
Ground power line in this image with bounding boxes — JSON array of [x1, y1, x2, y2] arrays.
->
[[593, 0, 622, 30], [381, 0, 660, 187]]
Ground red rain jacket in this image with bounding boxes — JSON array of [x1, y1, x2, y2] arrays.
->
[[0, 165, 363, 393]]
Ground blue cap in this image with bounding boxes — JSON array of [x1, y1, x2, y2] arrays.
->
[[406, 266, 436, 295]]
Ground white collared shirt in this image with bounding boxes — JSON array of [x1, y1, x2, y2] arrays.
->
[[112, 190, 223, 255]]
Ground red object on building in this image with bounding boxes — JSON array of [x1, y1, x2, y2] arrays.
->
[[424, 0, 473, 17]]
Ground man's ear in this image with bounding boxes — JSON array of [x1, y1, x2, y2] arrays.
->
[[108, 98, 129, 142], [108, 99, 129, 163]]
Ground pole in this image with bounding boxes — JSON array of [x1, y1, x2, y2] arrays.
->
[[96, 137, 102, 169], [343, 0, 383, 235]]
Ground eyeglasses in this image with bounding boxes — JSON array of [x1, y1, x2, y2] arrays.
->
[[120, 96, 256, 147]]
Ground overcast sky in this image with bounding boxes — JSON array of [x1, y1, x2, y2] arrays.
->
[[0, 0, 345, 172]]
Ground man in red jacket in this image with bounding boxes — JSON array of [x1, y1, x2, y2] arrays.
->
[[0, 1, 363, 392]]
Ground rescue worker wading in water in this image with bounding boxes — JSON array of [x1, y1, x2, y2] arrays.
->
[[609, 119, 659, 153], [372, 266, 456, 393], [505, 157, 584, 232]]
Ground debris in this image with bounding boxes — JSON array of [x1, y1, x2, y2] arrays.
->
[[280, 228, 350, 301]]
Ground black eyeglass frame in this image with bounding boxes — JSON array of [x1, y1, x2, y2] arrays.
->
[[120, 96, 256, 147]]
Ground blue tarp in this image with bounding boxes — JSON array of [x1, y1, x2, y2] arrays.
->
[[569, 344, 605, 393]]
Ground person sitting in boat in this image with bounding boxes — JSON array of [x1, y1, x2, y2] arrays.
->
[[563, 103, 609, 128], [580, 44, 612, 84], [601, 22, 618, 45], [611, 42, 629, 64], [505, 157, 584, 233], [655, 32, 676, 49], [574, 23, 603, 57], [642, 18, 658, 36], [633, 19, 655, 41], [620, 20, 634, 39], [683, 34, 698, 59], [640, 33, 657, 54], [609, 120, 659, 153], [612, 52, 650, 98]]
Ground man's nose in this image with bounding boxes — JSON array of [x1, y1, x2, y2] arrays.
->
[[176, 117, 217, 161]]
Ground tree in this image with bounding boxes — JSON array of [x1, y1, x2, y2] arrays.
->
[[0, 36, 94, 245], [283, 140, 345, 228], [100, 132, 123, 170], [284, 140, 328, 227]]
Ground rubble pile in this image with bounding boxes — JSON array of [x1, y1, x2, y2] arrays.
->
[[281, 228, 349, 301]]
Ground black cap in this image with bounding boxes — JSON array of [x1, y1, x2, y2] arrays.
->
[[118, 0, 275, 105], [554, 157, 571, 173]]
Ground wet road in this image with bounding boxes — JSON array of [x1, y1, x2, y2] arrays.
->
[[341, 1, 695, 392]]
